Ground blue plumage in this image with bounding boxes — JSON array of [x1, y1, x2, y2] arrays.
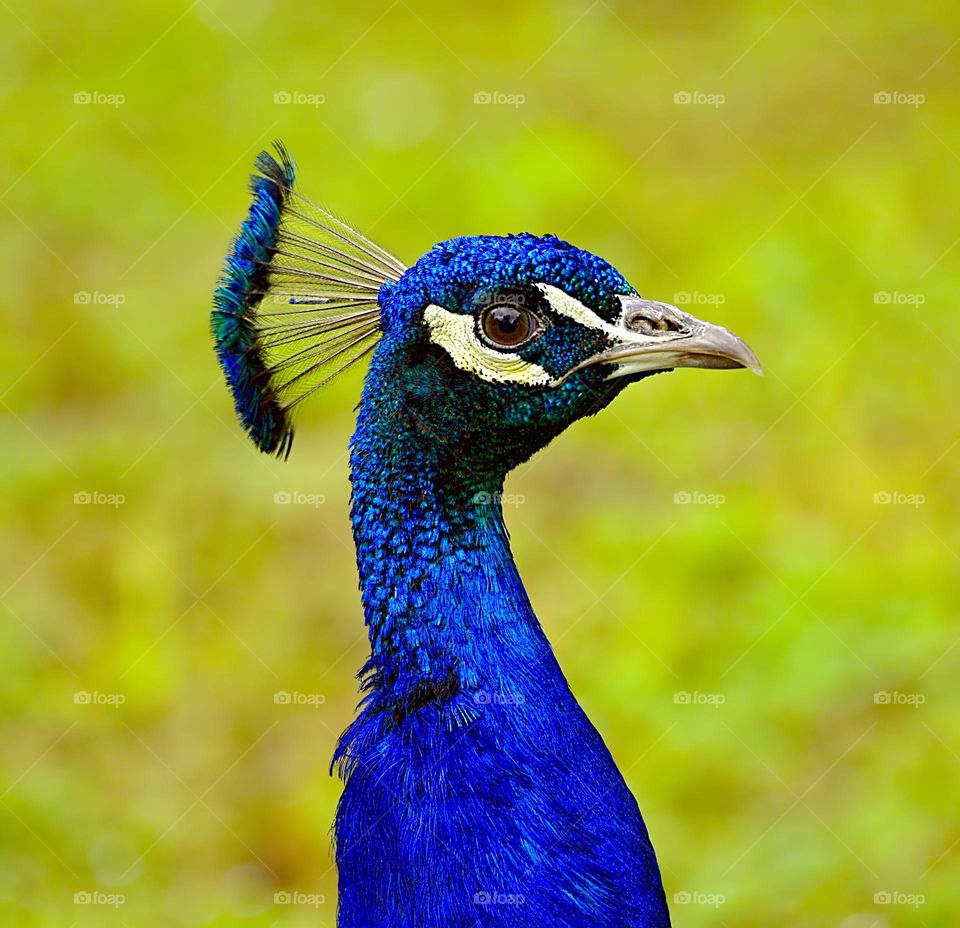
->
[[213, 147, 760, 927]]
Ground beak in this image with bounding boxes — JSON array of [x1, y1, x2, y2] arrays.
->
[[563, 297, 762, 382]]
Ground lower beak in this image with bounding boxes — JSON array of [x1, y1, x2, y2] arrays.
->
[[572, 298, 762, 380]]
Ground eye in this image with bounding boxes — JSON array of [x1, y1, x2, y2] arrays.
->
[[479, 304, 539, 350]]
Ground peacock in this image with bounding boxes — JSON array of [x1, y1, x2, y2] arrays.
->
[[212, 144, 760, 928]]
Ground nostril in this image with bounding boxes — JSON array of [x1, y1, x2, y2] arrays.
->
[[624, 307, 683, 336]]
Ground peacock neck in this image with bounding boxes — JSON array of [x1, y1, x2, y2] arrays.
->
[[348, 388, 550, 717], [339, 374, 671, 928]]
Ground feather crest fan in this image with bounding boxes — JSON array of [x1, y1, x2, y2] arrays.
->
[[212, 143, 406, 457]]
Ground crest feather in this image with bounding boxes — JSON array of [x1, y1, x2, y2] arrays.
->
[[212, 142, 405, 457]]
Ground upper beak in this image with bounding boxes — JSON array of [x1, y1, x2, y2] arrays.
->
[[564, 297, 762, 381]]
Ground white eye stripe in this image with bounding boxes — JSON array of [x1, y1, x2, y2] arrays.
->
[[533, 283, 623, 338], [422, 305, 551, 386], [534, 283, 678, 348]]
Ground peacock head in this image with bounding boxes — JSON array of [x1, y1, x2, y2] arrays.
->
[[213, 145, 760, 476], [371, 232, 760, 475]]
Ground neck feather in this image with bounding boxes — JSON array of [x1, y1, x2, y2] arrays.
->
[[348, 387, 549, 717]]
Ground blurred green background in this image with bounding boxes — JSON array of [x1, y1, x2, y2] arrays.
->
[[2, 1, 958, 925]]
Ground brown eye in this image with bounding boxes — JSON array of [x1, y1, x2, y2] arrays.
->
[[480, 305, 537, 349]]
